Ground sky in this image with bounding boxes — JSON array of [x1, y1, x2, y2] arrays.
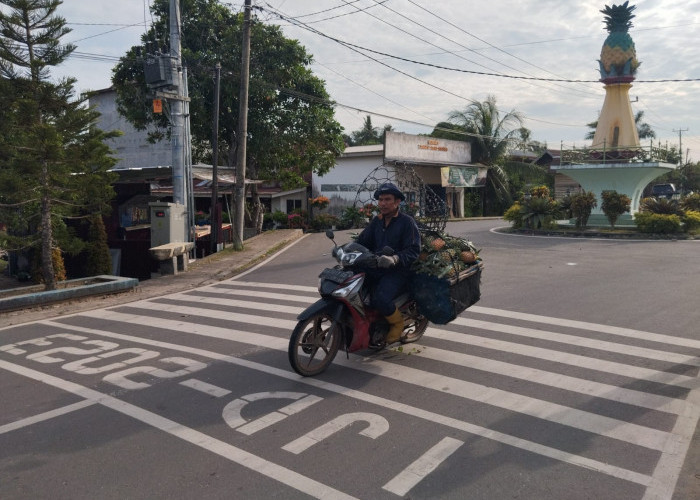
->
[[48, 0, 700, 159]]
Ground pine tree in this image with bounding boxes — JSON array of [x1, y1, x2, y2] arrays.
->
[[85, 215, 113, 276], [0, 0, 118, 289]]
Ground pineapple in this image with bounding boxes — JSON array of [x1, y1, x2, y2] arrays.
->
[[598, 1, 640, 80], [431, 238, 446, 251], [460, 250, 477, 264]]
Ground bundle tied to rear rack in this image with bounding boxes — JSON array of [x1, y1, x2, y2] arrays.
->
[[410, 230, 483, 325]]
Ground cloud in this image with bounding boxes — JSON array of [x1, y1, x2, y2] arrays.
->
[[49, 0, 700, 154]]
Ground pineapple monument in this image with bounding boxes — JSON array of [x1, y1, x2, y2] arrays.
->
[[555, 1, 677, 226]]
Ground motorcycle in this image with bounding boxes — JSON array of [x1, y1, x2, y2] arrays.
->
[[288, 230, 428, 377]]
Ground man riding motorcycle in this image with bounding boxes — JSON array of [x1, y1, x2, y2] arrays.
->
[[356, 182, 421, 344]]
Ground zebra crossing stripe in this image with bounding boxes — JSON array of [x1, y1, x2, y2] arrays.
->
[[453, 317, 700, 367], [149, 295, 698, 394], [382, 437, 464, 496], [468, 305, 700, 350]]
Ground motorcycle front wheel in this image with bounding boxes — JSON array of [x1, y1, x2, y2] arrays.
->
[[401, 313, 428, 344], [288, 311, 341, 376]]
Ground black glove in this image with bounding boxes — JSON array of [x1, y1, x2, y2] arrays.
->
[[377, 255, 399, 268]]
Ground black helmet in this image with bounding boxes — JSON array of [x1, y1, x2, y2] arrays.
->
[[373, 182, 405, 201]]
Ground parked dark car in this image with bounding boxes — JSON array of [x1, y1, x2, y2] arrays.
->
[[651, 183, 676, 199]]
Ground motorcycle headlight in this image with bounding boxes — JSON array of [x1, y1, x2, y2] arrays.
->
[[341, 251, 362, 266], [331, 276, 363, 298]]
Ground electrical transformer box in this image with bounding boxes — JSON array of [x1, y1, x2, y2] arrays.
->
[[143, 55, 177, 89], [149, 202, 187, 247]]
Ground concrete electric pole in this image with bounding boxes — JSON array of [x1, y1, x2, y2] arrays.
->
[[170, 0, 186, 207], [233, 0, 251, 250], [210, 62, 221, 255], [673, 128, 688, 166]]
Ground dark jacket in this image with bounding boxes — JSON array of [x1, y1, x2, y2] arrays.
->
[[357, 211, 421, 268]]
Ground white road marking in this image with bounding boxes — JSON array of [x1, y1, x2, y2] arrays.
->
[[154, 295, 691, 413], [198, 282, 700, 351], [453, 317, 700, 368], [644, 399, 700, 499], [0, 400, 95, 435], [468, 305, 700, 350], [158, 292, 699, 391], [402, 339, 688, 414], [75, 308, 674, 451], [0, 359, 358, 500], [37, 320, 657, 486], [427, 328, 698, 391], [223, 392, 322, 435], [179, 378, 231, 398], [282, 412, 389, 454], [196, 286, 315, 304], [382, 437, 464, 496]]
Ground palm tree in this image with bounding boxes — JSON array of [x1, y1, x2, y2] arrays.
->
[[585, 110, 656, 140], [433, 95, 527, 212], [349, 115, 381, 145]]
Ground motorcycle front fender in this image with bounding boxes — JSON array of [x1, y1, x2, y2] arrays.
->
[[297, 298, 343, 321]]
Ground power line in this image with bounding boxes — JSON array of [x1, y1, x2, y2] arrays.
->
[[401, 0, 600, 97], [262, 6, 700, 84], [263, 5, 594, 130]]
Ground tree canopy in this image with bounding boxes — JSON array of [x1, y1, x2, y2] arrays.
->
[[431, 95, 538, 213], [436, 95, 525, 165], [111, 0, 344, 189], [0, 0, 118, 289], [343, 115, 393, 146]]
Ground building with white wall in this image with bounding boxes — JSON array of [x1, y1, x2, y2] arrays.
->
[[89, 88, 172, 170], [313, 132, 484, 218]]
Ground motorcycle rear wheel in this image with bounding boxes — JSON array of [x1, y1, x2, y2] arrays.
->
[[288, 311, 341, 377]]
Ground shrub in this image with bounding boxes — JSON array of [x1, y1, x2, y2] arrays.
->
[[309, 196, 330, 210], [681, 193, 700, 212], [558, 195, 573, 219], [311, 213, 339, 231], [503, 202, 523, 229], [84, 215, 112, 276], [267, 210, 288, 227], [529, 185, 551, 198], [570, 191, 597, 229], [634, 213, 682, 233], [601, 190, 631, 229], [522, 196, 560, 229], [639, 197, 683, 215], [31, 247, 66, 283], [287, 211, 309, 230], [339, 206, 366, 229], [681, 210, 700, 233]]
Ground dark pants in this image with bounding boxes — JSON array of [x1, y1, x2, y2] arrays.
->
[[365, 269, 410, 316]]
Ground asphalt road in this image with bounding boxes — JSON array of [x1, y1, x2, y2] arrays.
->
[[1, 220, 698, 499]]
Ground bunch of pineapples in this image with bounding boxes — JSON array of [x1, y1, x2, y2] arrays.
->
[[412, 232, 480, 279]]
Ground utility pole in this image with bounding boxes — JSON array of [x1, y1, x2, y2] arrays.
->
[[673, 127, 688, 166], [170, 0, 186, 206], [233, 0, 251, 251], [210, 63, 221, 255]]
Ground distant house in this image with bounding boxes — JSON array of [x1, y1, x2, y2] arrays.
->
[[89, 88, 172, 170], [508, 149, 583, 200], [312, 144, 384, 213], [313, 132, 484, 218], [90, 88, 308, 217]]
